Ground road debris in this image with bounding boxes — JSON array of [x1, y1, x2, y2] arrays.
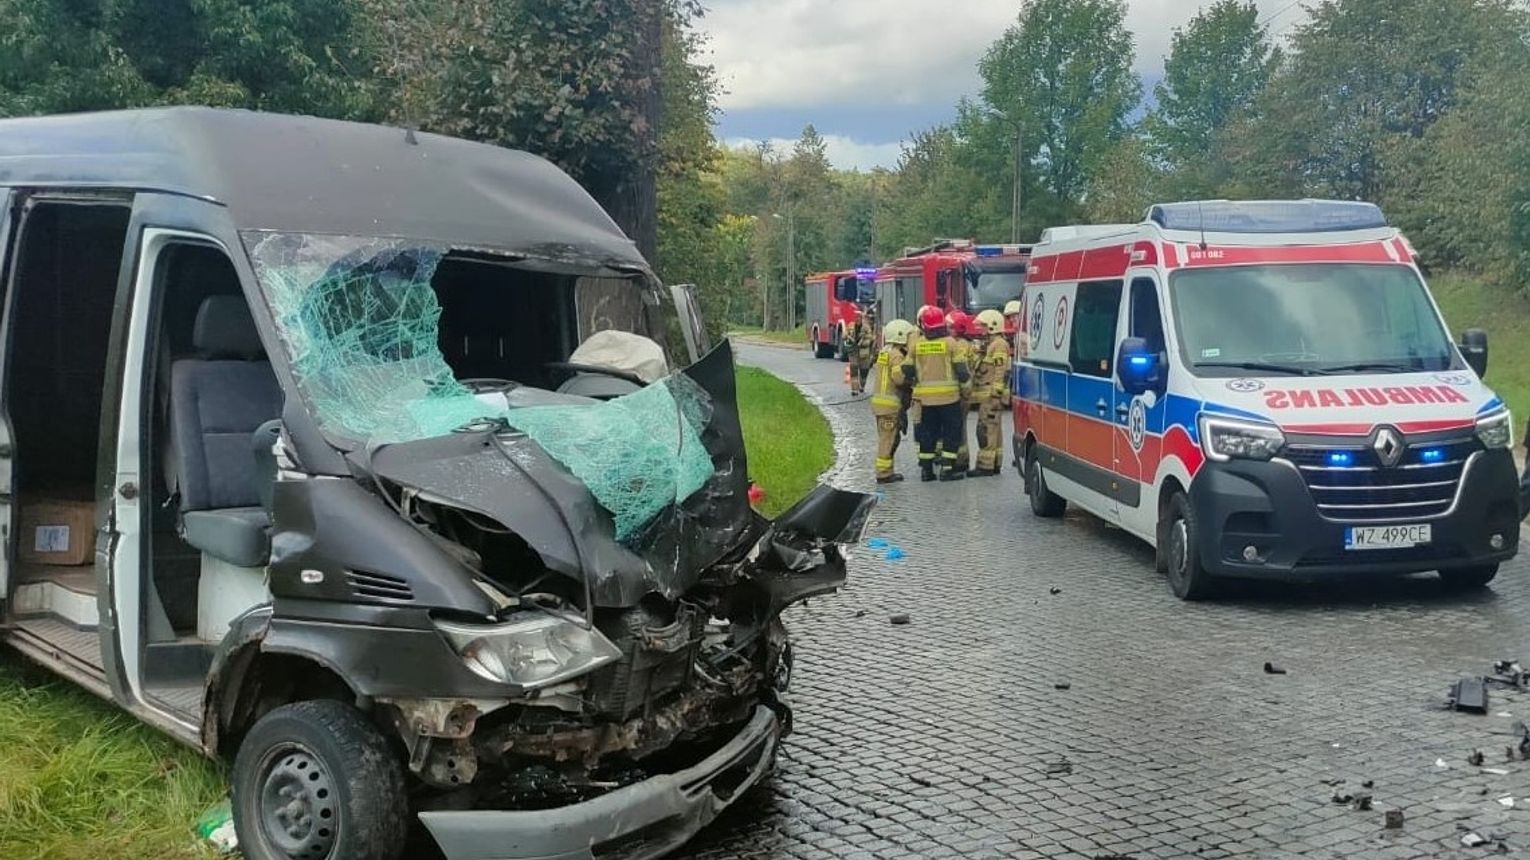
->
[[1484, 767, 1510, 775], [1362, 779, 1374, 788], [1351, 792, 1373, 811], [1462, 832, 1489, 848], [1470, 749, 1487, 766], [889, 613, 911, 625], [1449, 678, 1490, 713], [194, 798, 237, 853], [853, 609, 867, 618], [1054, 681, 1072, 690], [884, 546, 905, 560], [1049, 586, 1062, 595], [1492, 660, 1527, 687], [910, 774, 934, 788], [1499, 796, 1516, 808], [866, 537, 890, 549], [1383, 809, 1405, 829], [1437, 758, 1452, 769], [1264, 662, 1287, 675], [1045, 757, 1073, 776]]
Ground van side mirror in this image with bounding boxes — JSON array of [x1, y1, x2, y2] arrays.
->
[[1117, 337, 1161, 395], [1460, 328, 1488, 378]]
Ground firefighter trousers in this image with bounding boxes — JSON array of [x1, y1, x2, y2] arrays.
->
[[975, 396, 1006, 471], [916, 403, 963, 470], [955, 397, 970, 470], [875, 415, 900, 478]]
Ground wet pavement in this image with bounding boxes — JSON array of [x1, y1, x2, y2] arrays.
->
[[678, 340, 1530, 860]]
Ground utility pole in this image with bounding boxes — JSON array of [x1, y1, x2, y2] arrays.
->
[[772, 211, 796, 331], [1011, 123, 1023, 244]]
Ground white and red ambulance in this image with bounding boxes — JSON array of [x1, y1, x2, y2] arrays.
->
[[1012, 200, 1520, 599]]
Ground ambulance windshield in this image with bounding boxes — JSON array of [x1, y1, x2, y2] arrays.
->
[[1170, 263, 1457, 377]]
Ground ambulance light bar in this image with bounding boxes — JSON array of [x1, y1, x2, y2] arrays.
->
[[1148, 200, 1388, 234]]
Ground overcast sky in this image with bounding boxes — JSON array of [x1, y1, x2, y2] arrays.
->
[[697, 0, 1309, 170]]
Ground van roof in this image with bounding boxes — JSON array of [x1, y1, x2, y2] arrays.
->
[[0, 107, 647, 271]]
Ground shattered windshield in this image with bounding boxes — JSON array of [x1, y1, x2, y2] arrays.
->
[[244, 232, 716, 542]]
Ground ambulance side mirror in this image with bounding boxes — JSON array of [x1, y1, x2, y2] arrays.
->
[[1459, 328, 1488, 378], [1117, 337, 1161, 396]]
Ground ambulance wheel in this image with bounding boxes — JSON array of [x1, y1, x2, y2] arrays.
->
[[1026, 452, 1066, 518], [1164, 493, 1215, 601], [1439, 564, 1498, 590], [232, 700, 408, 860]]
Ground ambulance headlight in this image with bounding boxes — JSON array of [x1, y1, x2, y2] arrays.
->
[[434, 612, 622, 689], [1199, 416, 1285, 462], [1476, 410, 1513, 450]]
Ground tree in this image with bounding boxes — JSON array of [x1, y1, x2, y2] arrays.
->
[[1084, 136, 1159, 223], [1224, 0, 1525, 202], [1145, 0, 1278, 193], [0, 0, 382, 118], [973, 0, 1141, 210], [368, 0, 673, 262]]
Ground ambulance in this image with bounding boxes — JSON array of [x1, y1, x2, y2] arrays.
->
[[1012, 200, 1520, 600]]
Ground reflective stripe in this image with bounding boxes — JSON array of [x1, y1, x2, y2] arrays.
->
[[913, 382, 959, 397], [875, 457, 894, 469], [918, 453, 935, 461], [915, 340, 948, 355], [871, 395, 901, 409], [941, 451, 959, 462]]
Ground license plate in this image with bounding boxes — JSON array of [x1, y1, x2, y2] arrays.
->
[[1345, 524, 1432, 550]]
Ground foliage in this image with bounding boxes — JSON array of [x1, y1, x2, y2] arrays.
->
[[973, 0, 1141, 210], [0, 0, 382, 119], [1145, 0, 1278, 195]]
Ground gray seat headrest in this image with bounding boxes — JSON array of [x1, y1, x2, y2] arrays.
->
[[193, 295, 264, 358]]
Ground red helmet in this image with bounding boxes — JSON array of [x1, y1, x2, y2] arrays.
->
[[918, 305, 946, 332], [946, 311, 973, 337]]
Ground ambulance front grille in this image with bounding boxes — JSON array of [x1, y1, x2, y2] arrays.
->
[[1283, 436, 1478, 522]]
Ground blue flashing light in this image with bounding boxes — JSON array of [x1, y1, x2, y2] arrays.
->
[[1327, 451, 1355, 467], [975, 245, 1003, 257], [1128, 355, 1153, 369], [855, 267, 879, 278], [1147, 200, 1388, 234], [1419, 447, 1446, 464]]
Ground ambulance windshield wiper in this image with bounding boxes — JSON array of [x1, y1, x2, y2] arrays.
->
[[1312, 361, 1418, 375], [1193, 361, 1314, 376]]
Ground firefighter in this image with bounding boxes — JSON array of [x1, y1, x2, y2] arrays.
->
[[905, 306, 970, 481], [970, 309, 1011, 477], [848, 304, 878, 395], [1003, 300, 1023, 339], [870, 319, 917, 483], [945, 310, 977, 475]]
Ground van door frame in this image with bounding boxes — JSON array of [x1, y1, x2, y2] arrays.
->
[[1112, 271, 1170, 542], [0, 189, 16, 604]]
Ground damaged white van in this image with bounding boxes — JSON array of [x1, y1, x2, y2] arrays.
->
[[0, 108, 872, 860], [1014, 200, 1519, 600]]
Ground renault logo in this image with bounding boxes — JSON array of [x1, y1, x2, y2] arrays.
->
[[1372, 426, 1405, 467]]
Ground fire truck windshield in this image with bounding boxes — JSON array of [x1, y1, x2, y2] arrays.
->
[[965, 267, 1026, 312]]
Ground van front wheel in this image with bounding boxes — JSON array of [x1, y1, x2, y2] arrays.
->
[[233, 700, 408, 860], [1164, 493, 1216, 601]]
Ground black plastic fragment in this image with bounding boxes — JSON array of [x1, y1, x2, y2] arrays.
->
[[1264, 662, 1287, 675], [1449, 678, 1490, 713]]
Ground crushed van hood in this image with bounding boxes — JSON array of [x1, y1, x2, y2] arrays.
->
[[366, 342, 770, 607]]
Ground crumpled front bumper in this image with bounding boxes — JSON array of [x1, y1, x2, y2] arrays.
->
[[418, 705, 780, 860]]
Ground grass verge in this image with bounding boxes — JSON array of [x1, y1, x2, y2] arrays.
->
[[0, 659, 223, 860], [0, 365, 834, 857], [736, 365, 835, 518], [728, 325, 809, 347], [1431, 271, 1530, 422]]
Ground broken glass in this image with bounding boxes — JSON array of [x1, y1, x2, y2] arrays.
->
[[245, 232, 716, 543]]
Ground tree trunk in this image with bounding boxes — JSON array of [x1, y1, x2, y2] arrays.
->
[[591, 0, 661, 266]]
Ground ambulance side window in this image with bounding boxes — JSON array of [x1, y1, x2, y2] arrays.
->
[[1070, 280, 1123, 378], [1129, 277, 1165, 354]]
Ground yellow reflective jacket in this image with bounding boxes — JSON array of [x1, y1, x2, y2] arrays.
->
[[910, 334, 968, 407], [973, 334, 1011, 400], [869, 344, 909, 416]]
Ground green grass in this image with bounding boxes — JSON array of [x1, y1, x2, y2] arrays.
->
[[0, 365, 833, 857], [0, 659, 224, 860], [1431, 271, 1530, 421], [736, 365, 834, 517], [728, 325, 810, 347]]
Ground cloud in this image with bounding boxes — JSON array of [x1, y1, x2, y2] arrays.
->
[[699, 0, 1309, 115], [725, 134, 907, 172]]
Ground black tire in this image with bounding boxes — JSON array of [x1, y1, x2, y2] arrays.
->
[[1163, 493, 1215, 601], [811, 328, 833, 359], [233, 700, 409, 860], [1026, 451, 1066, 518], [1439, 564, 1499, 590], [836, 329, 849, 362]]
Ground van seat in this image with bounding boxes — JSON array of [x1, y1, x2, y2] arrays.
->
[[169, 296, 282, 567]]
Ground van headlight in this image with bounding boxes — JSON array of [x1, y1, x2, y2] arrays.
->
[[434, 612, 623, 689], [1477, 410, 1514, 450], [1199, 415, 1285, 462]]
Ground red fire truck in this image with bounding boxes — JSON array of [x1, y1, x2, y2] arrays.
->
[[804, 268, 875, 359], [873, 240, 1032, 324]]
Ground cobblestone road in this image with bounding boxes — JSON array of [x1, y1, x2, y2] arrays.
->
[[681, 341, 1530, 860]]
